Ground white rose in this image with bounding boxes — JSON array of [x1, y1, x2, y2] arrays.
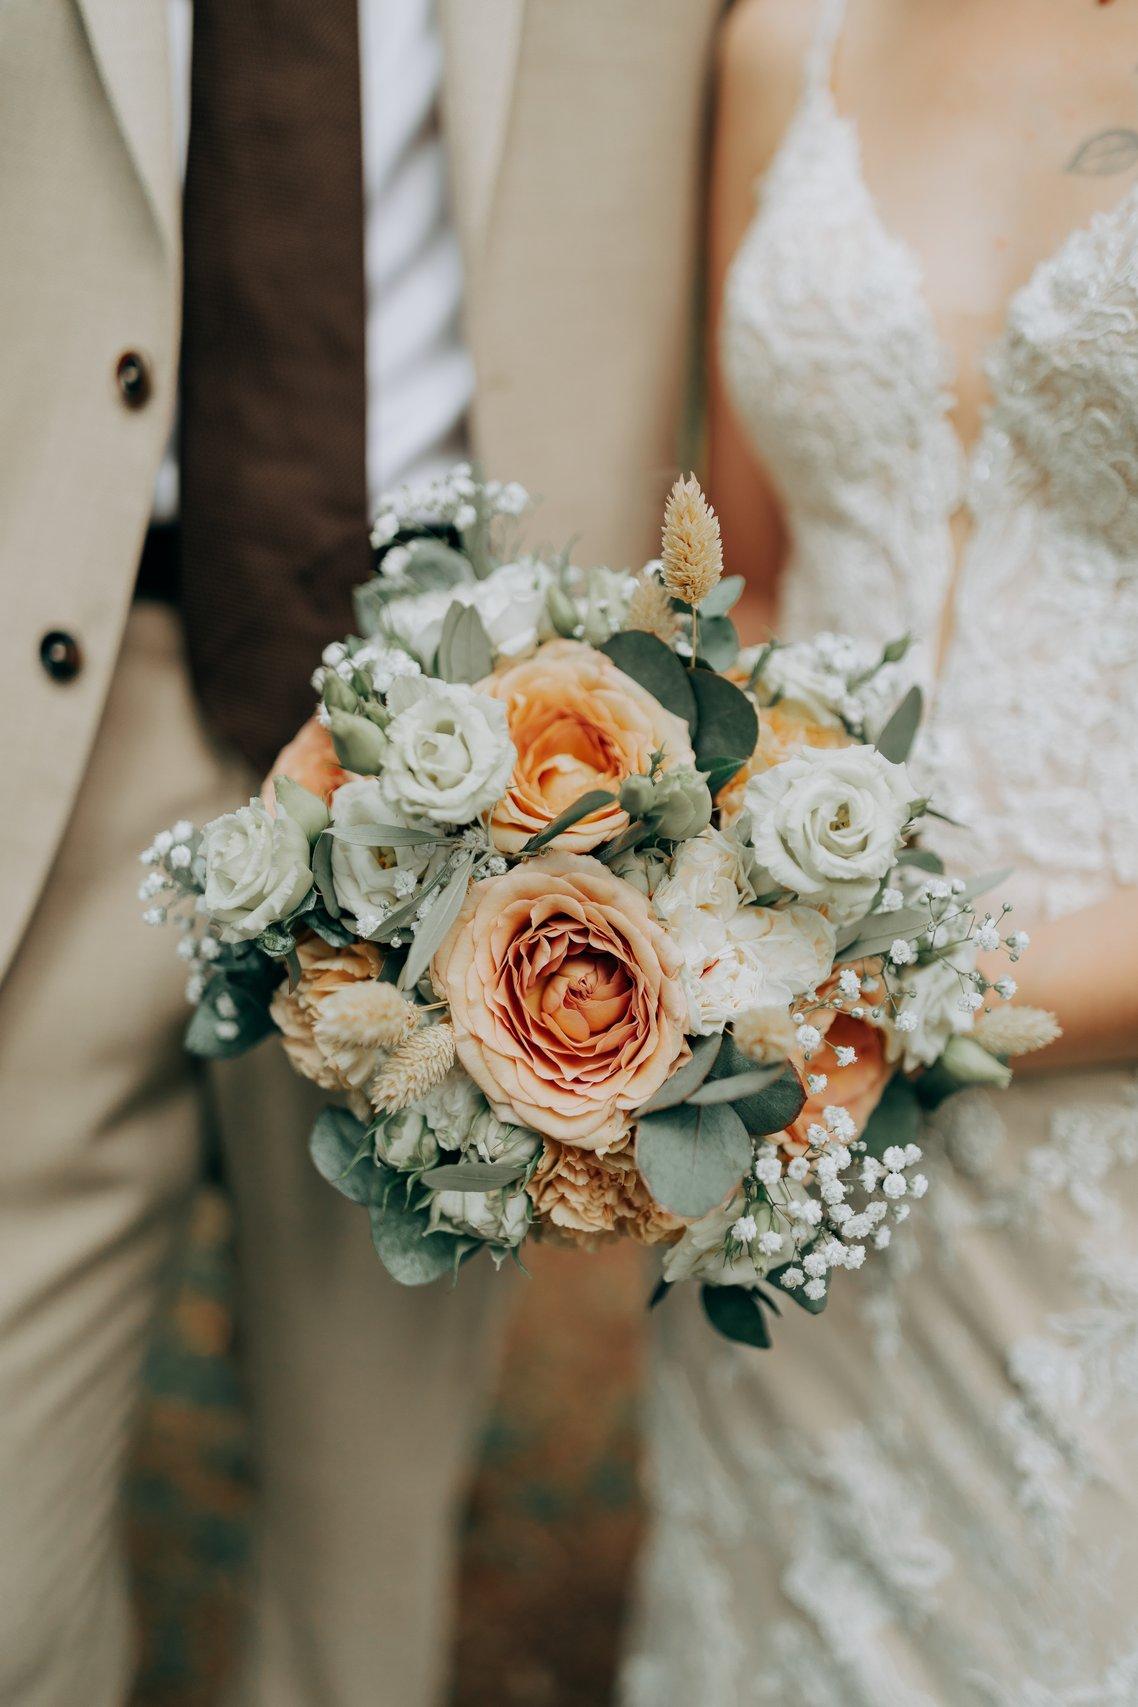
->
[[745, 745, 913, 926], [468, 1109, 541, 1168], [427, 1186, 531, 1248], [330, 778, 444, 928], [886, 955, 975, 1072], [201, 798, 313, 942], [379, 676, 515, 825], [384, 561, 555, 666], [415, 1067, 488, 1151], [374, 1107, 441, 1172], [667, 903, 835, 1036], [653, 828, 754, 925]]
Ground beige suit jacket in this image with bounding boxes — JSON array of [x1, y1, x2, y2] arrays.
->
[[0, 0, 723, 978]]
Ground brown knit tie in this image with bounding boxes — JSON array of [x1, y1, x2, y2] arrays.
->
[[180, 1, 371, 773]]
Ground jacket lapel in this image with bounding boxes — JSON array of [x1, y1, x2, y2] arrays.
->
[[73, 0, 178, 251], [438, 0, 526, 262]]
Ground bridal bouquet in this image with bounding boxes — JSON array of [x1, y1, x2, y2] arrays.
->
[[141, 469, 1043, 1348]]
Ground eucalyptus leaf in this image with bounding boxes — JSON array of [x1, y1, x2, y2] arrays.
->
[[688, 1065, 784, 1106], [369, 1199, 457, 1286], [312, 831, 341, 917], [636, 1101, 751, 1219], [521, 789, 617, 853], [398, 851, 475, 990], [647, 1278, 672, 1310], [701, 1284, 772, 1349], [690, 669, 758, 781], [875, 685, 924, 765], [702, 755, 749, 797], [601, 631, 697, 726], [309, 1106, 379, 1205], [329, 821, 452, 848], [898, 846, 945, 874], [860, 1076, 922, 1160], [698, 574, 745, 618], [636, 1034, 722, 1113], [705, 1037, 804, 1134], [695, 615, 740, 673], [436, 601, 494, 684], [184, 979, 276, 1059], [421, 1161, 528, 1192]]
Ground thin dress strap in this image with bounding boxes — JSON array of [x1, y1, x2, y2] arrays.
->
[[803, 0, 848, 97]]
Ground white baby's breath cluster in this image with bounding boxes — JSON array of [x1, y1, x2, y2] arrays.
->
[[140, 467, 1036, 1342]]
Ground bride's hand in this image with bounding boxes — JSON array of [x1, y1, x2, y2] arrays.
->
[[977, 887, 1138, 1075]]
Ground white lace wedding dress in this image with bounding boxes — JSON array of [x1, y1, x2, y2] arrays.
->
[[620, 3, 1138, 1702]]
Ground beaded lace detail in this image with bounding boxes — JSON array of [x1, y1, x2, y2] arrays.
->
[[623, 4, 1138, 1700]]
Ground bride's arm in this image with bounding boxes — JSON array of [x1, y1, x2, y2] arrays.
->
[[982, 888, 1138, 1075], [706, 1, 807, 646]]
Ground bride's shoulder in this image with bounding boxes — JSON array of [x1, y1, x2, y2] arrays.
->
[[716, 0, 817, 173]]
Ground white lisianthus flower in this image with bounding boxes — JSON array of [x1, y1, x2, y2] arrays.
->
[[379, 676, 515, 825], [756, 641, 849, 728], [385, 560, 555, 665], [652, 827, 754, 924], [886, 956, 976, 1072], [744, 745, 913, 926], [427, 1186, 531, 1248], [201, 798, 313, 942], [666, 903, 835, 1036], [373, 1107, 441, 1172], [329, 778, 443, 927]]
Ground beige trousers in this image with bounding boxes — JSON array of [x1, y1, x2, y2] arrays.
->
[[0, 604, 510, 1707]]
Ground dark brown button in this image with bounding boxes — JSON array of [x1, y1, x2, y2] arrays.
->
[[115, 350, 152, 409], [39, 631, 83, 683]]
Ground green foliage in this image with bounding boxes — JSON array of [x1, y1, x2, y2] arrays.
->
[[522, 789, 617, 853], [860, 1076, 922, 1159], [701, 1035, 805, 1134], [875, 685, 924, 765], [698, 575, 745, 619], [397, 851, 476, 990], [368, 1197, 462, 1286], [701, 1284, 772, 1348], [695, 615, 741, 672], [420, 1161, 528, 1192], [184, 952, 279, 1060], [309, 1106, 381, 1205], [637, 1033, 722, 1113], [636, 1100, 752, 1218], [601, 631, 697, 725], [689, 669, 758, 784], [436, 601, 494, 683]]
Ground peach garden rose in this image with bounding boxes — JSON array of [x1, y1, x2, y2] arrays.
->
[[478, 638, 696, 853], [433, 850, 690, 1150]]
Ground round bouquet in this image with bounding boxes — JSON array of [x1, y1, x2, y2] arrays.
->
[[142, 469, 1044, 1347]]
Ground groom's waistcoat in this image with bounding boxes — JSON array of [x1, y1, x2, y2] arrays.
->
[[0, 0, 723, 979]]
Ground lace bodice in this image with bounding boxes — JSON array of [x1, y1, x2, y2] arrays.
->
[[721, 0, 1138, 921]]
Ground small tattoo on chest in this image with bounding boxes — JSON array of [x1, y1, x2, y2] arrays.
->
[[1066, 129, 1138, 175]]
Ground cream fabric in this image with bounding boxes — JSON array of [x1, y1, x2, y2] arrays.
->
[[0, 0, 723, 1700]]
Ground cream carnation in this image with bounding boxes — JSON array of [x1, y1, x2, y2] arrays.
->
[[667, 903, 836, 1036]]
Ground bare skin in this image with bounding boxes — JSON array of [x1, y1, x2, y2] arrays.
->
[[708, 0, 1138, 1071]]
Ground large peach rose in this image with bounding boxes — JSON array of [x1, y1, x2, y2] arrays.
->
[[263, 716, 350, 810], [478, 639, 695, 853], [433, 851, 690, 1150], [717, 701, 850, 821], [528, 1138, 684, 1247], [780, 1012, 889, 1158]]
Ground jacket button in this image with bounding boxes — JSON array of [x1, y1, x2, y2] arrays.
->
[[116, 350, 152, 409], [39, 631, 83, 683]]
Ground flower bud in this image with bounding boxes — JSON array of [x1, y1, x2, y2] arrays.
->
[[619, 774, 658, 818], [652, 767, 713, 841], [607, 844, 671, 897], [328, 708, 388, 775], [942, 1034, 1013, 1089], [322, 671, 358, 714], [272, 775, 331, 844], [545, 584, 580, 639]]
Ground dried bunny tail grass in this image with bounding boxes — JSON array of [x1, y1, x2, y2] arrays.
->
[[626, 570, 680, 645], [973, 1005, 1062, 1058], [311, 981, 420, 1053], [660, 474, 723, 607], [732, 1006, 797, 1065], [369, 1023, 457, 1112]]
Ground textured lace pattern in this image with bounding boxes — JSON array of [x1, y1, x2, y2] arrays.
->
[[623, 1, 1138, 1698]]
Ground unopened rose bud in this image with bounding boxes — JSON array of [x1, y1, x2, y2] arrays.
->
[[607, 844, 671, 897], [545, 585, 579, 639], [652, 767, 713, 840], [322, 672, 358, 714], [328, 708, 388, 775], [272, 775, 330, 844], [620, 774, 658, 818], [942, 1034, 1013, 1089]]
